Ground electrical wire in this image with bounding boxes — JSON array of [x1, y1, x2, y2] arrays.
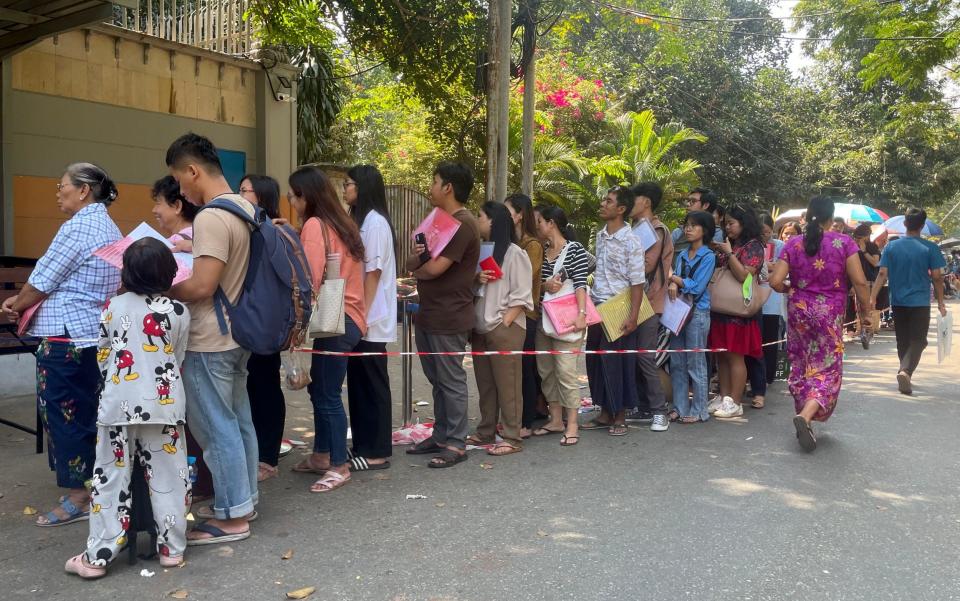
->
[[595, 0, 903, 24]]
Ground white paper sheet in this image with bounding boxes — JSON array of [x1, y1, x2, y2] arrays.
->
[[476, 241, 494, 272], [660, 295, 692, 336], [633, 219, 658, 252], [937, 312, 953, 364]]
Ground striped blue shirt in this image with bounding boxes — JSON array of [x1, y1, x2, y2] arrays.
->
[[27, 202, 122, 346]]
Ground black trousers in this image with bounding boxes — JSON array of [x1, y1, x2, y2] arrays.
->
[[346, 340, 393, 459], [892, 305, 931, 376], [247, 352, 286, 466], [520, 316, 543, 428], [745, 315, 783, 394]]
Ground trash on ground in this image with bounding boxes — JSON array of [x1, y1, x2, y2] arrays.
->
[[168, 590, 189, 599], [140, 569, 155, 577], [22, 506, 37, 515], [405, 494, 428, 500], [286, 587, 316, 599], [281, 549, 294, 560]]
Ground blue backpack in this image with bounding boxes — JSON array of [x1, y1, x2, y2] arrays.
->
[[201, 196, 312, 354]]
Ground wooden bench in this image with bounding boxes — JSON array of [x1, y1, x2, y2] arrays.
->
[[0, 256, 43, 453]]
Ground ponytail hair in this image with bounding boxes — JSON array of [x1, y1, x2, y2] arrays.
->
[[803, 196, 834, 257], [536, 205, 578, 243]]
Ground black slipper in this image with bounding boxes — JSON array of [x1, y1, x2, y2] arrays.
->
[[406, 440, 444, 455], [350, 457, 391, 471], [793, 415, 817, 452], [427, 449, 468, 468]]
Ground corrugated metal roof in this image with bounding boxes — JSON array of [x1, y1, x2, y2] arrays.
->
[[0, 0, 135, 59]]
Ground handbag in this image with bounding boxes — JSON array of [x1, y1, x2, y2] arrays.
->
[[542, 292, 601, 335], [708, 265, 771, 318], [541, 242, 587, 342], [308, 219, 346, 339]]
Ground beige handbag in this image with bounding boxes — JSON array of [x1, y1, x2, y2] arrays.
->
[[308, 219, 346, 339], [709, 266, 770, 318]]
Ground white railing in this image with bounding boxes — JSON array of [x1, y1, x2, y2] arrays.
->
[[113, 0, 254, 56]]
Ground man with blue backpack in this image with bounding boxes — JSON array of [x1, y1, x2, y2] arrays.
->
[[167, 133, 311, 546]]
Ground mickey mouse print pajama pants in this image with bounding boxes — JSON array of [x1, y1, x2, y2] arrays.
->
[[85, 424, 189, 567]]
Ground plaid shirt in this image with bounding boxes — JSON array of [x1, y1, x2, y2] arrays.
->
[[591, 223, 646, 303], [27, 203, 121, 346]]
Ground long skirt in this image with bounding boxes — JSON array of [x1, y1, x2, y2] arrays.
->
[[786, 293, 845, 422]]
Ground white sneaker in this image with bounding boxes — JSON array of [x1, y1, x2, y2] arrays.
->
[[713, 398, 743, 418], [707, 395, 724, 415], [650, 414, 669, 432]]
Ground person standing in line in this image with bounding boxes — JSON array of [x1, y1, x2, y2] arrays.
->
[[626, 181, 672, 432], [852, 223, 881, 340], [505, 193, 544, 438], [167, 133, 257, 545], [582, 186, 646, 436], [1, 163, 121, 527], [665, 210, 716, 423], [344, 164, 397, 471], [532, 206, 590, 446], [869, 207, 947, 395], [288, 166, 367, 491], [744, 212, 786, 408], [830, 217, 847, 234], [770, 196, 873, 451], [466, 202, 533, 456], [707, 205, 765, 419], [404, 162, 481, 468], [778, 221, 802, 242], [672, 187, 724, 249]]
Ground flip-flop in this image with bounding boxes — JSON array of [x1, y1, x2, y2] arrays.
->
[[532, 427, 563, 436], [37, 497, 89, 528], [64, 554, 105, 579], [186, 522, 251, 546], [292, 457, 330, 474], [678, 416, 703, 424], [560, 435, 579, 446], [406, 440, 445, 455], [193, 505, 259, 522], [793, 415, 817, 452], [310, 470, 351, 493], [580, 421, 612, 430], [465, 434, 495, 446], [487, 443, 521, 456], [349, 457, 390, 471], [427, 449, 468, 468], [608, 423, 628, 436]]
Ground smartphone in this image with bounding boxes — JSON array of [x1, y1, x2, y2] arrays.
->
[[414, 233, 431, 263], [557, 268, 569, 281]]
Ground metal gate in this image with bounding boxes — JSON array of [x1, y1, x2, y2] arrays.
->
[[385, 185, 431, 273]]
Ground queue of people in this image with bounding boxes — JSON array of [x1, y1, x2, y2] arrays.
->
[[0, 132, 950, 580]]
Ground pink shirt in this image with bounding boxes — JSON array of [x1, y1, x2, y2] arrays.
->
[[301, 217, 367, 336]]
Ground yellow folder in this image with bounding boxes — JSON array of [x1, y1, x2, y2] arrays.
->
[[596, 288, 655, 342]]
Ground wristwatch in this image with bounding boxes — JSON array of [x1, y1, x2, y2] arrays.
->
[[578, 309, 588, 315]]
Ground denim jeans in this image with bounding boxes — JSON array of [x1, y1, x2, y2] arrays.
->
[[183, 347, 258, 519], [309, 316, 361, 466], [669, 309, 711, 421]]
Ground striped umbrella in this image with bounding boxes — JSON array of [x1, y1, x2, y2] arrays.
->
[[882, 215, 944, 237], [834, 203, 889, 223]]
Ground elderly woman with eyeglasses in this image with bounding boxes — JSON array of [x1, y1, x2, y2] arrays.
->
[[1, 163, 122, 527]]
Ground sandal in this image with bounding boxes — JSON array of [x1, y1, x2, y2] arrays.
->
[[64, 554, 106, 579], [581, 420, 612, 430], [310, 470, 351, 493], [292, 456, 330, 474], [678, 416, 702, 424], [37, 497, 89, 528], [560, 434, 579, 446], [427, 449, 468, 468], [159, 554, 184, 568], [465, 434, 495, 446], [532, 426, 563, 436], [487, 443, 521, 456], [751, 397, 765, 409], [257, 462, 279, 481], [186, 522, 250, 546], [667, 410, 680, 422], [793, 415, 817, 452], [193, 505, 258, 522], [406, 439, 445, 455], [608, 423, 628, 436], [349, 457, 390, 471]]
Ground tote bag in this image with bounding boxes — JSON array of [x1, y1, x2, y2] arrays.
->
[[708, 267, 770, 318], [540, 242, 587, 343], [308, 219, 346, 339]]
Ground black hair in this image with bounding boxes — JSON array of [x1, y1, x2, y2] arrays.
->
[[778, 221, 801, 238], [832, 217, 847, 228], [165, 132, 223, 175], [240, 174, 281, 220], [537, 205, 578, 242], [504, 192, 539, 240], [151, 175, 198, 222], [121, 238, 177, 294], [289, 166, 365, 262], [347, 164, 397, 251], [65, 163, 118, 207], [757, 211, 774, 230], [904, 207, 927, 232], [481, 201, 516, 265], [607, 186, 635, 220], [853, 223, 873, 238], [683, 210, 716, 243], [691, 187, 718, 213], [433, 161, 474, 203], [725, 204, 761, 246], [803, 196, 835, 257], [632, 181, 664, 212]]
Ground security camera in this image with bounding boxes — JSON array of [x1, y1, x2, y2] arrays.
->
[[276, 93, 291, 102]]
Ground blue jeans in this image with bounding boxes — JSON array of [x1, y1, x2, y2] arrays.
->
[[669, 309, 711, 421], [183, 347, 258, 519], [309, 316, 361, 466]]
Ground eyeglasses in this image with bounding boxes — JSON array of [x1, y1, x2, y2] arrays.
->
[[56, 182, 74, 191], [685, 198, 700, 207]]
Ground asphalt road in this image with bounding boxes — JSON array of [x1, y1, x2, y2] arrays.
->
[[1, 305, 958, 600]]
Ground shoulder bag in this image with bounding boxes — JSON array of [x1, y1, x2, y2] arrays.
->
[[308, 219, 346, 339]]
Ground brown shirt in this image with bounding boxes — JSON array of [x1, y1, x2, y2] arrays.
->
[[518, 235, 544, 319], [187, 194, 253, 352], [638, 217, 674, 315], [416, 208, 481, 334]]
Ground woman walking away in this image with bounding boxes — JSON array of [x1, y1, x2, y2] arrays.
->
[[466, 202, 533, 456], [505, 193, 544, 438], [345, 165, 397, 471], [745, 212, 786, 408], [532, 206, 590, 446], [2, 163, 121, 527], [238, 174, 289, 482], [288, 166, 367, 491], [665, 211, 716, 423], [707, 205, 765, 419], [770, 196, 872, 452]]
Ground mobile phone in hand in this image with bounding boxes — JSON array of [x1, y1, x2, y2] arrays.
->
[[414, 233, 431, 263], [558, 268, 569, 281]]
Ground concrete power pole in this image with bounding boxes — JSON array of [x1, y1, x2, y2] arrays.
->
[[486, 0, 512, 203], [520, 0, 538, 197]]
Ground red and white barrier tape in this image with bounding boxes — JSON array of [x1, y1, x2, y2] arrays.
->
[[292, 347, 728, 357]]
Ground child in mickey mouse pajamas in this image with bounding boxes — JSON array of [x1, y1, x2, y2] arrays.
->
[[66, 238, 191, 579]]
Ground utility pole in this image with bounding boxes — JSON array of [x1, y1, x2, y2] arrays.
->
[[486, 0, 512, 203], [520, 0, 538, 197]]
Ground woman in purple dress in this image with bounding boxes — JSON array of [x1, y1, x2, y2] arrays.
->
[[770, 197, 873, 452]]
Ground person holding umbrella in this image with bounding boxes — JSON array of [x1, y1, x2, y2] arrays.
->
[[870, 208, 947, 395]]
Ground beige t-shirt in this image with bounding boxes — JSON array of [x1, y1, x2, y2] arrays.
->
[[186, 194, 253, 352]]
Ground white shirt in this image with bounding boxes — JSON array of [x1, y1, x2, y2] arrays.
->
[[591, 223, 646, 303], [360, 210, 397, 342]]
